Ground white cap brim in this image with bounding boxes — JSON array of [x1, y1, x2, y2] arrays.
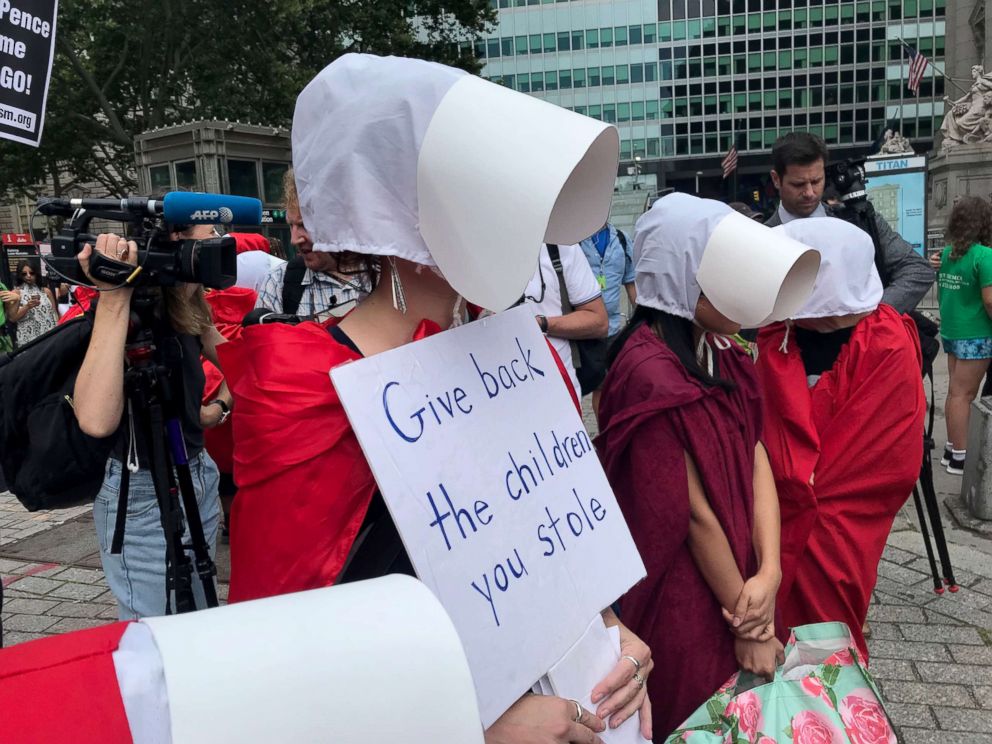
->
[[697, 211, 821, 327], [418, 76, 619, 310], [141, 576, 483, 743]]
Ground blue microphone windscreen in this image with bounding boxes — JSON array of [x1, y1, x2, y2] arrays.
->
[[162, 192, 263, 225]]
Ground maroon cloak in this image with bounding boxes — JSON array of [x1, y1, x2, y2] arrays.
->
[[757, 305, 924, 659], [595, 325, 762, 737]]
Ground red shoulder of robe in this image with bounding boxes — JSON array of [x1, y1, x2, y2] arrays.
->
[[757, 305, 924, 658], [0, 621, 134, 743]]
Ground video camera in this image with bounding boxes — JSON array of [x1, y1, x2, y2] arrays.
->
[[36, 192, 263, 290], [824, 158, 869, 204]]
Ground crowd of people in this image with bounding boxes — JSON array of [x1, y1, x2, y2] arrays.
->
[[4, 51, 990, 742]]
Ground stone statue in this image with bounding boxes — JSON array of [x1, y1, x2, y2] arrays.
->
[[940, 65, 992, 153], [879, 129, 915, 154]]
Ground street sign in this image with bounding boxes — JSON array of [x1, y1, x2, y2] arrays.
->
[[0, 0, 59, 147]]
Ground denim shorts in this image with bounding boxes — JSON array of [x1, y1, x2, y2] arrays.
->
[[942, 337, 992, 360], [93, 451, 221, 620]]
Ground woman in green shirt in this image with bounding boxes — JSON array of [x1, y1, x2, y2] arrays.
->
[[936, 196, 992, 474]]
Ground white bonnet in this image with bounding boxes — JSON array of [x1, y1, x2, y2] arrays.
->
[[292, 53, 619, 310], [776, 217, 883, 319]]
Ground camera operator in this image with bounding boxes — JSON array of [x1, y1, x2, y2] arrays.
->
[[73, 226, 230, 620], [765, 132, 934, 327]]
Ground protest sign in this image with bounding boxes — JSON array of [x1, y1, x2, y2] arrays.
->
[[0, 0, 58, 146], [332, 306, 646, 727]]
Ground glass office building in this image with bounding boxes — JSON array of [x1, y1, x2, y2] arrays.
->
[[478, 1, 946, 198]]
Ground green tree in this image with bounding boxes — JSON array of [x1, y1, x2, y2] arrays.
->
[[0, 0, 493, 198]]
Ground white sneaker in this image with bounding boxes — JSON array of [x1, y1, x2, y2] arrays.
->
[[947, 457, 966, 475]]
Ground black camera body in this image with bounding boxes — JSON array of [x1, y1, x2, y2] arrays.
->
[[37, 196, 238, 290], [824, 157, 869, 204]]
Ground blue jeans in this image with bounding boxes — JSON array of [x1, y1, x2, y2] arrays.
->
[[94, 451, 221, 620]]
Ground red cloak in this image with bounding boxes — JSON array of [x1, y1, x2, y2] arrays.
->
[[219, 317, 579, 604], [0, 622, 134, 743], [757, 305, 924, 659], [595, 325, 762, 737], [201, 287, 257, 474]]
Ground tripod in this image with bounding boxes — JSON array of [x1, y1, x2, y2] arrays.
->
[[110, 289, 218, 614]]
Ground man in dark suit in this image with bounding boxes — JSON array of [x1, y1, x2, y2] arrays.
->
[[765, 132, 933, 316]]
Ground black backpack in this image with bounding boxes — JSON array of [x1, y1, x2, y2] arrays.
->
[[0, 314, 114, 511], [546, 244, 609, 396]]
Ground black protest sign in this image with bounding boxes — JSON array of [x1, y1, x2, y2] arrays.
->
[[0, 0, 57, 147]]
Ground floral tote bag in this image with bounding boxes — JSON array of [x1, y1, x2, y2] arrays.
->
[[665, 622, 896, 744]]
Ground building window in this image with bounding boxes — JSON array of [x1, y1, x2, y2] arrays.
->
[[573, 68, 585, 88], [515, 36, 527, 55], [261, 162, 287, 205], [529, 35, 541, 54], [557, 31, 570, 51], [175, 160, 197, 191], [559, 69, 572, 89], [615, 26, 628, 46], [586, 29, 599, 48], [501, 38, 512, 56], [150, 164, 172, 193], [543, 33, 555, 53], [629, 25, 642, 44], [227, 160, 259, 199], [601, 27, 614, 47]]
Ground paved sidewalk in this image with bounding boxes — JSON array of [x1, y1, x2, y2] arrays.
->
[[0, 491, 91, 547]]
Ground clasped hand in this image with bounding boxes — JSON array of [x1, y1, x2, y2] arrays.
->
[[722, 570, 779, 642]]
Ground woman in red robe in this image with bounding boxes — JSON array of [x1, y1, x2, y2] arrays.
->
[[597, 193, 819, 736], [757, 218, 925, 660], [219, 53, 656, 741]]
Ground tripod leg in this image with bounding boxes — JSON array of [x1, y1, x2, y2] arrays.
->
[[146, 404, 198, 614], [164, 418, 219, 609], [919, 454, 959, 591], [912, 484, 942, 592]]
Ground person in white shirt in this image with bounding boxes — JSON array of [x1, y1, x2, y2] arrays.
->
[[521, 243, 608, 397]]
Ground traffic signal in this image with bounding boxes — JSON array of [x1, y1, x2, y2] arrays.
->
[[752, 190, 760, 203]]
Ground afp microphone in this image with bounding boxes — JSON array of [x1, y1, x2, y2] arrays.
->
[[37, 192, 263, 226], [162, 192, 263, 225]]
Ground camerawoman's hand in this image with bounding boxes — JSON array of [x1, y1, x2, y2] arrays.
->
[[0, 289, 21, 304], [200, 403, 224, 429], [79, 233, 138, 300]]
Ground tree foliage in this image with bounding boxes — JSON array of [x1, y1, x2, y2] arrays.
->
[[0, 0, 493, 198]]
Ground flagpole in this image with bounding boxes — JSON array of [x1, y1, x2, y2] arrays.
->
[[898, 37, 969, 96], [731, 131, 737, 200]]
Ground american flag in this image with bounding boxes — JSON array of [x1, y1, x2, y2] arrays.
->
[[721, 145, 738, 179], [905, 44, 929, 94]]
